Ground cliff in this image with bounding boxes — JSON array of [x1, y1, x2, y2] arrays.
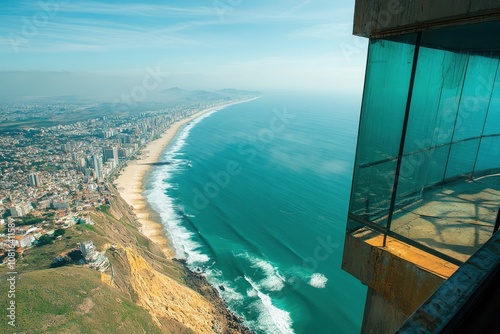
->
[[0, 185, 252, 334]]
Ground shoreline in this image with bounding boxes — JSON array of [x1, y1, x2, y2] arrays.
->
[[113, 98, 258, 259]]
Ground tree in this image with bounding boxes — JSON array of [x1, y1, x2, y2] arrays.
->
[[53, 228, 65, 237], [20, 216, 44, 226], [37, 235, 53, 246], [2, 209, 11, 219]]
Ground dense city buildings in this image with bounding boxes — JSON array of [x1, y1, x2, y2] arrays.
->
[[0, 96, 241, 258]]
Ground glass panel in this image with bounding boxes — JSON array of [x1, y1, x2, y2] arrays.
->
[[355, 36, 417, 165], [348, 35, 417, 231], [405, 49, 462, 153], [405, 49, 467, 152], [483, 61, 500, 136], [346, 20, 500, 265], [445, 139, 481, 180], [454, 55, 499, 142], [350, 161, 397, 227], [474, 136, 500, 175], [397, 146, 449, 202]]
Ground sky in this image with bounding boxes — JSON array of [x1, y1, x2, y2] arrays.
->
[[0, 0, 368, 101]]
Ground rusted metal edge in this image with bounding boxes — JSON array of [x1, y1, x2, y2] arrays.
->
[[396, 231, 500, 333]]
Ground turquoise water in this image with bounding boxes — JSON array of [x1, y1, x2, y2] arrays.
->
[[146, 94, 367, 333]]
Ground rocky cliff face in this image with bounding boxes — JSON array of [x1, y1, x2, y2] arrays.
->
[[182, 263, 255, 334], [99, 186, 253, 334], [124, 246, 217, 333]]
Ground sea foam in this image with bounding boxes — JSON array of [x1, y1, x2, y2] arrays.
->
[[244, 276, 294, 334], [308, 273, 328, 289], [145, 109, 220, 264], [204, 267, 245, 306], [241, 253, 285, 292]]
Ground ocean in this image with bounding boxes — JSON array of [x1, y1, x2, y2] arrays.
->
[[145, 93, 367, 334]]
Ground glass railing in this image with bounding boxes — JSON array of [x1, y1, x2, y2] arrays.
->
[[346, 21, 500, 265]]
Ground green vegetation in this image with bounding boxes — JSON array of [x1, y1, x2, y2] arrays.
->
[[34, 229, 66, 248], [53, 229, 65, 237], [18, 216, 44, 226], [78, 224, 95, 232], [50, 249, 83, 268], [2, 209, 10, 219], [0, 188, 193, 334], [42, 164, 58, 172], [0, 267, 163, 334], [96, 205, 110, 215], [15, 225, 100, 272], [36, 235, 53, 246]]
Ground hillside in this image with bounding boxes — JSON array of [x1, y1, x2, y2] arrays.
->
[[0, 186, 252, 334]]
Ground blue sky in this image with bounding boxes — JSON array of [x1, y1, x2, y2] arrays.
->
[[0, 0, 368, 100]]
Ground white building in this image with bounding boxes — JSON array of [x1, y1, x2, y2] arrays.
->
[[53, 201, 70, 210], [80, 241, 95, 263], [11, 202, 32, 218]]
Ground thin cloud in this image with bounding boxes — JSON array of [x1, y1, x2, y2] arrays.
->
[[0, 1, 367, 94], [290, 22, 352, 39], [1, 16, 203, 53], [8, 1, 219, 18], [278, 0, 311, 17]]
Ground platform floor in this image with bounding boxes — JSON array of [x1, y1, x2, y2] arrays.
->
[[389, 174, 500, 263], [352, 174, 499, 278]]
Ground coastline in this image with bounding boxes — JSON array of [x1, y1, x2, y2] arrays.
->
[[113, 98, 257, 259]]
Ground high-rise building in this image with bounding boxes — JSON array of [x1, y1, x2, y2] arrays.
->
[[84, 168, 93, 178], [93, 154, 102, 179], [342, 1, 500, 333], [80, 241, 95, 263], [61, 141, 72, 152], [77, 157, 87, 172], [113, 146, 118, 166], [122, 135, 131, 144], [102, 147, 113, 162], [104, 130, 114, 138], [102, 147, 119, 167], [28, 173, 40, 187], [11, 202, 32, 218], [53, 200, 70, 210], [117, 148, 128, 159]]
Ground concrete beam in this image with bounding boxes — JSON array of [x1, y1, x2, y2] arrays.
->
[[353, 0, 500, 38], [342, 233, 446, 332]]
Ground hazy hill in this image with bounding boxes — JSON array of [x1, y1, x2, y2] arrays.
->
[[161, 87, 260, 103]]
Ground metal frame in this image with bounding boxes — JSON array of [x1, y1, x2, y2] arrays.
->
[[347, 31, 500, 266]]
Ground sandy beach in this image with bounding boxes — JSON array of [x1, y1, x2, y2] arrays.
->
[[114, 99, 256, 258]]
